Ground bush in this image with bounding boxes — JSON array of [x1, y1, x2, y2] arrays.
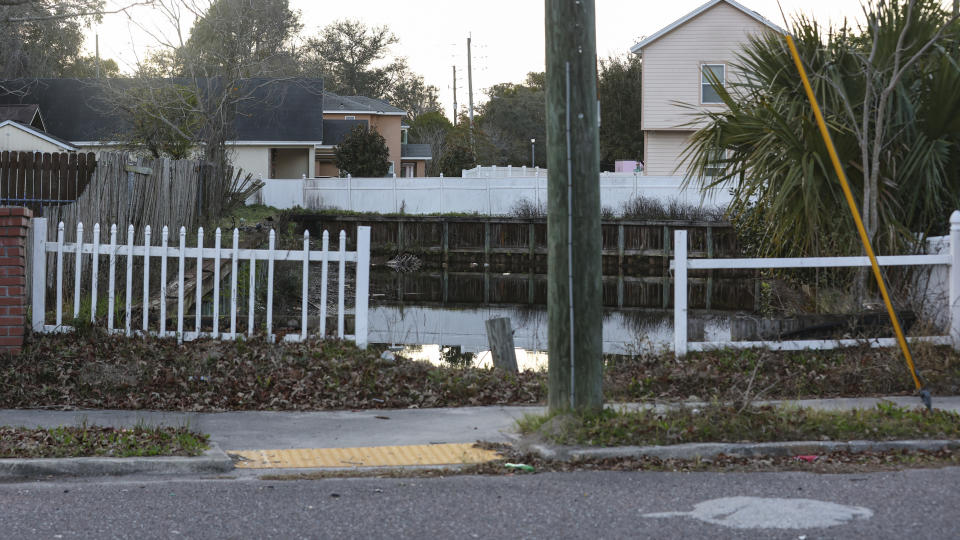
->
[[334, 125, 391, 177]]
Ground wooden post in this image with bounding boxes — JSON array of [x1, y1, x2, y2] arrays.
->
[[546, 0, 603, 412], [485, 317, 518, 373]]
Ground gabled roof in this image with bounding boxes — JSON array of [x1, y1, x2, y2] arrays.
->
[[0, 119, 77, 151], [322, 91, 406, 116], [630, 0, 784, 53], [0, 78, 324, 144], [0, 104, 44, 130], [401, 143, 432, 160]]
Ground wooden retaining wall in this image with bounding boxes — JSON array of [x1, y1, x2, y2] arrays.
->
[[290, 214, 741, 275]]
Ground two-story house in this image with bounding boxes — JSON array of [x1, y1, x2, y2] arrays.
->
[[317, 92, 431, 178], [631, 0, 781, 177]]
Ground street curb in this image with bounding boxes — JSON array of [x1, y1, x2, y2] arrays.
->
[[523, 439, 960, 461], [0, 442, 234, 480]]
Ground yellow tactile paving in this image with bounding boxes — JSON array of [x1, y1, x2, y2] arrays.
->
[[229, 443, 501, 469]]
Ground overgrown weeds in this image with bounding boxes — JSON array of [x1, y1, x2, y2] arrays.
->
[[603, 344, 960, 401]]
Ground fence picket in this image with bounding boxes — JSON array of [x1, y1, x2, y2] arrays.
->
[[338, 230, 346, 338], [125, 224, 134, 336], [213, 228, 221, 338], [673, 230, 688, 357], [107, 224, 116, 332], [195, 227, 203, 334], [248, 255, 256, 337], [143, 226, 151, 331], [320, 230, 329, 337], [230, 228, 239, 338], [266, 230, 275, 340], [301, 230, 309, 340], [73, 222, 82, 319], [178, 227, 186, 343], [55, 222, 64, 327], [354, 226, 370, 349], [159, 226, 168, 337], [91, 223, 99, 322]]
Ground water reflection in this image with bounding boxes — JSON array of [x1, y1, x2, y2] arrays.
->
[[369, 305, 733, 370]]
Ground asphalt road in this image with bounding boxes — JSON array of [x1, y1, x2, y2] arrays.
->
[[0, 468, 957, 539]]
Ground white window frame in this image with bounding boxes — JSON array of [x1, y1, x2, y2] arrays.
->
[[344, 115, 356, 120], [701, 63, 725, 105], [705, 149, 728, 178]]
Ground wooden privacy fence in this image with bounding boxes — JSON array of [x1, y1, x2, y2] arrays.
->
[[29, 217, 371, 347], [671, 213, 960, 355], [0, 151, 96, 209]]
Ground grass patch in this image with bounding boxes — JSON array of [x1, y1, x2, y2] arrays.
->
[[0, 424, 209, 458], [520, 402, 960, 447]]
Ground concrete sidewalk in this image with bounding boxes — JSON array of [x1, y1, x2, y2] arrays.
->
[[1, 395, 957, 475], [2, 395, 957, 452]]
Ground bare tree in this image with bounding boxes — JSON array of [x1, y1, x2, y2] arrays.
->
[[100, 0, 307, 221]]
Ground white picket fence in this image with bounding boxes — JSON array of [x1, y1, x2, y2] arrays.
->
[[29, 217, 371, 347], [671, 211, 960, 355]]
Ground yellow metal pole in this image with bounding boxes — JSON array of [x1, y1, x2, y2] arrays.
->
[[783, 33, 923, 392]]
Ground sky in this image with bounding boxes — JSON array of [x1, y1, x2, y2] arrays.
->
[[89, 0, 949, 117]]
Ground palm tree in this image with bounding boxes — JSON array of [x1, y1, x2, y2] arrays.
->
[[682, 0, 960, 261]]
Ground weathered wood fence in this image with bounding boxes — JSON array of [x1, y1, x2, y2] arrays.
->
[[0, 151, 96, 210]]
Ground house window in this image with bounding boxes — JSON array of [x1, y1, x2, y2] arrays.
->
[[701, 64, 725, 104], [401, 128, 409, 145], [403, 163, 415, 178], [705, 149, 727, 178], [344, 115, 356, 120]]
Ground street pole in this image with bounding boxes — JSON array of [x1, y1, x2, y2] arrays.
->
[[467, 34, 475, 147], [545, 0, 603, 413], [452, 65, 458, 126], [531, 138, 536, 167]]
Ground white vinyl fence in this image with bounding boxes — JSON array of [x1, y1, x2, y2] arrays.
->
[[29, 217, 371, 347], [250, 175, 734, 215], [671, 211, 960, 355]]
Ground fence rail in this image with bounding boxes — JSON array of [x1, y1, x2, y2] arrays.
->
[[30, 217, 371, 347], [671, 213, 960, 355]]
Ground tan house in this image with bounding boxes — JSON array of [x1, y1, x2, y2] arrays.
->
[[631, 0, 781, 177], [317, 92, 430, 178]]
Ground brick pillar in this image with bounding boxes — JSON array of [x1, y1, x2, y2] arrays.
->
[[0, 207, 32, 354]]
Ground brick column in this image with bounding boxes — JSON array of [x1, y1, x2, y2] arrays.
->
[[0, 207, 32, 354]]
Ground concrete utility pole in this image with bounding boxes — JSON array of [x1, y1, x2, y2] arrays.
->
[[452, 65, 458, 126], [467, 35, 475, 142], [545, 0, 603, 412]]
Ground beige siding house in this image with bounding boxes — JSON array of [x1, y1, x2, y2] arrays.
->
[[0, 120, 76, 153], [631, 0, 781, 177], [0, 78, 325, 181]]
